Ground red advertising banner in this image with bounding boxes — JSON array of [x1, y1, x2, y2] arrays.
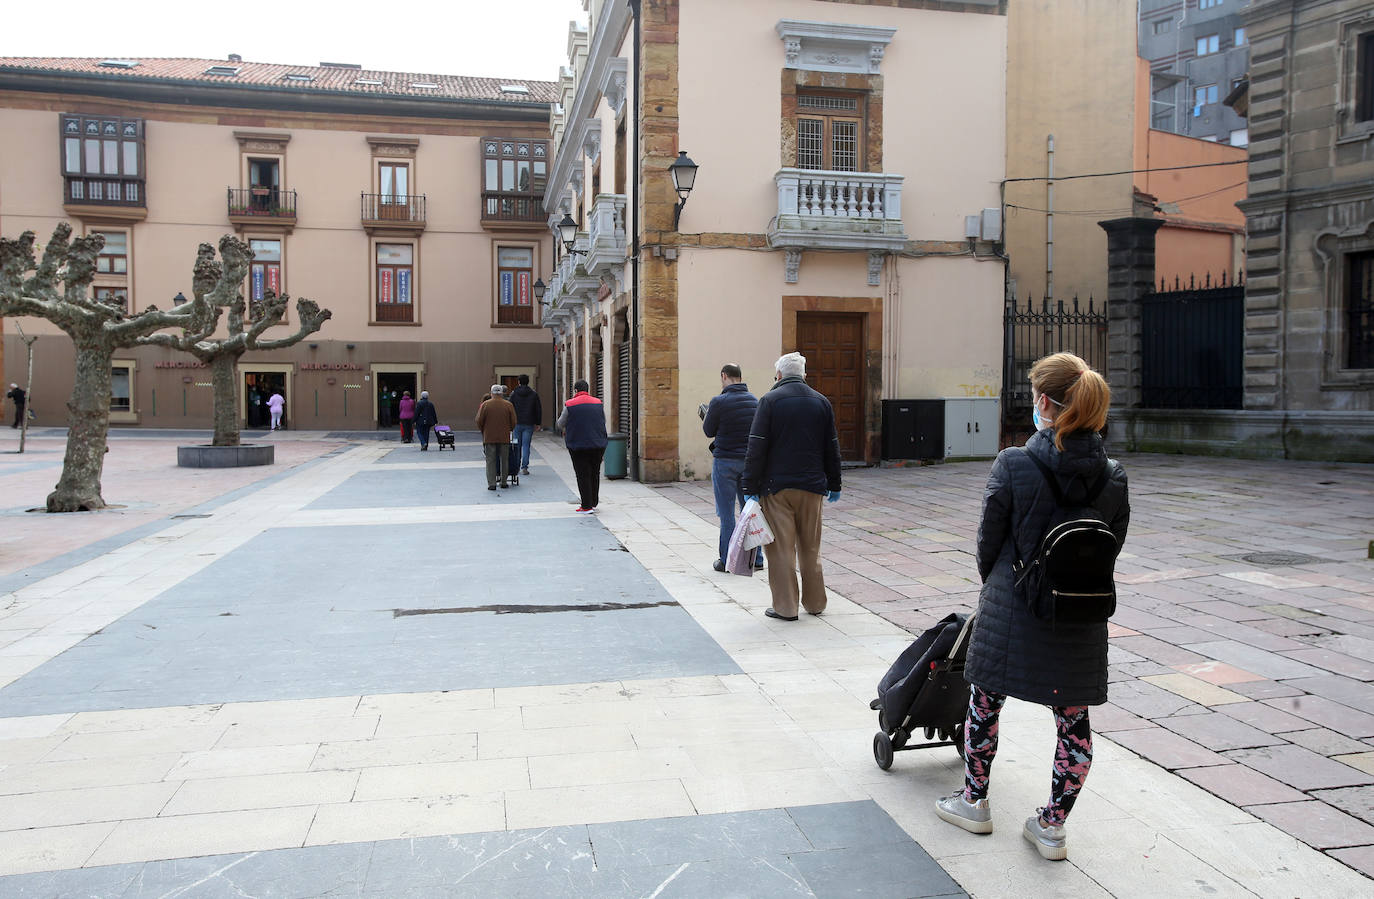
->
[[517, 271, 531, 306], [379, 269, 393, 303], [266, 265, 280, 296]]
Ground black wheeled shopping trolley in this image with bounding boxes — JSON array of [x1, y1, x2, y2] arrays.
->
[[869, 612, 975, 770]]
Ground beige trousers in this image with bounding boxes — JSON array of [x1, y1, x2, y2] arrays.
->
[[760, 489, 827, 617]]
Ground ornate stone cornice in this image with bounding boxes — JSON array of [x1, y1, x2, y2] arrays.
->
[[775, 19, 897, 75], [366, 136, 419, 158], [599, 57, 628, 118], [234, 131, 291, 153], [582, 119, 602, 164]]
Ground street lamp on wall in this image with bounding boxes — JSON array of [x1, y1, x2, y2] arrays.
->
[[669, 151, 698, 230], [533, 279, 547, 302], [172, 292, 187, 306], [557, 214, 587, 257]]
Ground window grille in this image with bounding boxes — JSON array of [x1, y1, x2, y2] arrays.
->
[[797, 119, 824, 169], [799, 95, 858, 111], [832, 121, 858, 172]]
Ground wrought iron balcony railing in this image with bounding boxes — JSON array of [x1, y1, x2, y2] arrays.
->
[[362, 193, 426, 227], [227, 187, 297, 220]]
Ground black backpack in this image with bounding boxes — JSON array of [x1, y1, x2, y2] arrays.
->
[[1013, 453, 1119, 625]]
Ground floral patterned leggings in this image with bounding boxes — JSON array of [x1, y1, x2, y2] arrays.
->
[[961, 686, 1093, 826]]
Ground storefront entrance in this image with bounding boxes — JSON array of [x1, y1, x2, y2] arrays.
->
[[244, 371, 287, 430], [376, 372, 417, 430]]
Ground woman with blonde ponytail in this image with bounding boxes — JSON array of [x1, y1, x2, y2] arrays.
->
[[934, 352, 1129, 862]]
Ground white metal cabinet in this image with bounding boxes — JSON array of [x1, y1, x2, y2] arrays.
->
[[943, 397, 1000, 458]]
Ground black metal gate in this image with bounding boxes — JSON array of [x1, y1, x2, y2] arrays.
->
[[1003, 294, 1108, 439], [1141, 274, 1243, 409]]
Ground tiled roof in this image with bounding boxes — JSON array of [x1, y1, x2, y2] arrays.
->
[[0, 56, 557, 104]]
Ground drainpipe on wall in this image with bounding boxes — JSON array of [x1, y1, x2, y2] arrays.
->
[[627, 0, 642, 481], [1046, 133, 1055, 304]]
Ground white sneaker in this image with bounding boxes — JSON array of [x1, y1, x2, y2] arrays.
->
[[935, 791, 992, 834], [1023, 816, 1068, 861]]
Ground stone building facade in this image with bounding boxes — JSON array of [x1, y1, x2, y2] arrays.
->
[[1235, 0, 1374, 460], [543, 0, 1009, 483], [0, 57, 556, 432]]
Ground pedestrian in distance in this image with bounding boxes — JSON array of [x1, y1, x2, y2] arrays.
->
[[702, 363, 763, 572], [934, 351, 1129, 863], [555, 379, 607, 513], [398, 390, 415, 443], [741, 352, 842, 620], [476, 385, 517, 489], [413, 390, 438, 450], [508, 373, 542, 476], [267, 390, 285, 431], [7, 383, 26, 428], [378, 383, 392, 429]]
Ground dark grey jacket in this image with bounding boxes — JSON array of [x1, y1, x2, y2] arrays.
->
[[741, 376, 842, 497], [964, 428, 1130, 707], [703, 383, 758, 459]]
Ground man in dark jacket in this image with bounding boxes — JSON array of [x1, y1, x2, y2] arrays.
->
[[742, 352, 842, 620], [413, 390, 438, 451], [7, 383, 25, 428], [556, 380, 608, 513], [702, 363, 761, 572], [508, 374, 542, 476]]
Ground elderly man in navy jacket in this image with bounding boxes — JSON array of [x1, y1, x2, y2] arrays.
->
[[556, 379, 608, 513], [702, 363, 762, 572], [742, 352, 842, 620]]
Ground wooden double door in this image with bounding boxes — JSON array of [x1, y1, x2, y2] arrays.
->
[[796, 312, 865, 461]]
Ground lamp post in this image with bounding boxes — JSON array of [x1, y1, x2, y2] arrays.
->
[[173, 292, 187, 306], [669, 151, 698, 230], [557, 214, 587, 257], [533, 278, 547, 302]]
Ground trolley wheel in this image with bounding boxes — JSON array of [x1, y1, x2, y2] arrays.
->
[[924, 726, 937, 741], [878, 710, 891, 734], [952, 722, 966, 759], [873, 732, 894, 770], [891, 729, 909, 751]]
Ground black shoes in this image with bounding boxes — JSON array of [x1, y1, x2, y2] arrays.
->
[[487, 485, 497, 491], [713, 560, 727, 572], [764, 608, 799, 621]]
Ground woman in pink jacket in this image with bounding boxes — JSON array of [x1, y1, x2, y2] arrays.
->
[[398, 390, 416, 443]]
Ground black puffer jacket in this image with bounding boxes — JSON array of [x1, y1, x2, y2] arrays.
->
[[741, 376, 842, 497], [964, 428, 1130, 707]]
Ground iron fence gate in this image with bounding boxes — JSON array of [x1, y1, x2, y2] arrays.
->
[[1003, 294, 1108, 438], [1141, 274, 1243, 409]]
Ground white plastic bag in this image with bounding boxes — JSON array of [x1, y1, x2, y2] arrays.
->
[[725, 499, 774, 575]]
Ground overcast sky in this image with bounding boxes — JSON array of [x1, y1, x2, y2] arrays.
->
[[1, 0, 588, 83]]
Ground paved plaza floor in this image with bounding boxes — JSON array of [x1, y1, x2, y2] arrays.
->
[[0, 425, 1370, 897]]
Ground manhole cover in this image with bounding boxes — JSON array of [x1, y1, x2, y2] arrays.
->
[[1239, 551, 1322, 567]]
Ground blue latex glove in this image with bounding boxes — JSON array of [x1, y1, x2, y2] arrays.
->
[[827, 490, 841, 503], [743, 495, 759, 504]]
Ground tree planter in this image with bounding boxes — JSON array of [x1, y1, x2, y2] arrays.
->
[[177, 444, 274, 468]]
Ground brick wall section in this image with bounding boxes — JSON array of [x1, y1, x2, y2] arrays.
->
[[639, 0, 681, 482]]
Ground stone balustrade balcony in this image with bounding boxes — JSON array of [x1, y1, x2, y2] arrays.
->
[[585, 193, 627, 278]]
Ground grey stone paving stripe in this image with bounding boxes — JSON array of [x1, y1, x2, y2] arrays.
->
[[307, 465, 571, 509], [0, 802, 967, 898], [0, 446, 350, 597], [0, 518, 738, 716]]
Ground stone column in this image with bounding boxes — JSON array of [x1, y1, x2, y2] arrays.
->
[[1098, 217, 1164, 411], [637, 0, 682, 482]]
